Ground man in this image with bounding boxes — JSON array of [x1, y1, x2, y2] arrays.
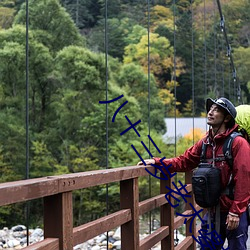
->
[[138, 97, 250, 249]]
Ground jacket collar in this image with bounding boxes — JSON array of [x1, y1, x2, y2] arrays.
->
[[206, 124, 239, 143]]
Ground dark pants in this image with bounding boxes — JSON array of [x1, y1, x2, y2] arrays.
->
[[200, 211, 249, 250]]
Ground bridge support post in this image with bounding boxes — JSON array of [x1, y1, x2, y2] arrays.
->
[[160, 173, 174, 250], [185, 171, 197, 250], [120, 178, 139, 250], [44, 191, 73, 250]]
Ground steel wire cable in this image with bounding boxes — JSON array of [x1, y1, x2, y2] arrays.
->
[[25, 0, 30, 245], [104, 0, 109, 248], [147, 0, 152, 234], [215, 0, 242, 104]]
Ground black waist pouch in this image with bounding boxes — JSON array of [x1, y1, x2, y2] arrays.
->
[[192, 163, 222, 208]]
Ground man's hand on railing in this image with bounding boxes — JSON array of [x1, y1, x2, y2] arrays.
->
[[137, 159, 155, 166]]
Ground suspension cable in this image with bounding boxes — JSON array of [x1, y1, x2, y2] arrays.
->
[[191, 0, 195, 145], [204, 0, 207, 98], [173, 0, 179, 245], [25, 0, 30, 245], [213, 0, 217, 95], [147, 0, 152, 234], [76, 0, 79, 27], [104, 0, 109, 248], [173, 0, 177, 157], [216, 0, 242, 104], [228, 64, 231, 100], [218, 29, 225, 96]]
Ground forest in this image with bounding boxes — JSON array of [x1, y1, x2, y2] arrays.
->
[[0, 0, 249, 227]]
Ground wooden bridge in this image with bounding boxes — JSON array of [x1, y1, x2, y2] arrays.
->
[[0, 164, 201, 250]]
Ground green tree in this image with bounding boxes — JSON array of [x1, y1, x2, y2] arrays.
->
[[0, 6, 15, 29], [115, 63, 166, 132], [14, 0, 84, 52], [234, 46, 250, 102], [30, 141, 57, 177], [86, 17, 138, 60], [61, 0, 101, 28]]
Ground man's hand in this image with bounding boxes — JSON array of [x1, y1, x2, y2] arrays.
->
[[137, 159, 155, 166], [226, 213, 240, 230]]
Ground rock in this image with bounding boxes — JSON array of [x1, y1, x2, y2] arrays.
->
[[113, 240, 121, 249], [30, 228, 43, 238], [87, 238, 94, 245], [20, 237, 27, 245], [11, 226, 26, 232], [113, 227, 120, 240], [0, 230, 7, 238], [7, 239, 20, 247], [100, 240, 108, 246], [91, 245, 101, 250], [12, 231, 25, 238], [107, 231, 114, 237], [108, 236, 116, 243], [14, 245, 23, 249], [73, 243, 87, 249], [0, 224, 187, 249], [95, 234, 106, 243]]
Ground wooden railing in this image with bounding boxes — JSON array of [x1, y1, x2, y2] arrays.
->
[[0, 165, 200, 250]]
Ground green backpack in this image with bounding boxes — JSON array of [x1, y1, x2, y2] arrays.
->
[[223, 105, 250, 168], [235, 105, 250, 142]]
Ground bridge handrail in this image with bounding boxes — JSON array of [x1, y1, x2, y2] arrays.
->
[[0, 165, 197, 250]]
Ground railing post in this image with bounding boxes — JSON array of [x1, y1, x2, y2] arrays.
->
[[185, 171, 196, 250], [120, 178, 139, 250], [44, 192, 73, 250], [160, 174, 174, 250]]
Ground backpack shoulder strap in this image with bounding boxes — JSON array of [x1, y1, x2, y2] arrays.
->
[[223, 132, 242, 169], [200, 141, 208, 163]]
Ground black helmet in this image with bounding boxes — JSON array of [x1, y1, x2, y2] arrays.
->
[[206, 97, 237, 120]]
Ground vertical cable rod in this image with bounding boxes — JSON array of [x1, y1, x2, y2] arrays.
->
[[173, 0, 177, 157], [215, 0, 242, 103], [147, 0, 152, 234], [191, 0, 195, 145], [104, 0, 109, 248], [213, 0, 217, 96], [76, 0, 79, 27], [25, 0, 30, 245], [173, 0, 179, 245], [204, 0, 207, 98]]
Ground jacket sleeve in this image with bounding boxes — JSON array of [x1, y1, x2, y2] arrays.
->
[[230, 136, 250, 215], [153, 139, 203, 173]]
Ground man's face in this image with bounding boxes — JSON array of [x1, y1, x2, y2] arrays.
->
[[207, 104, 226, 127]]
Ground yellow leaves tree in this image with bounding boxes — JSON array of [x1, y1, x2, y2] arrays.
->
[[158, 80, 181, 117], [148, 5, 174, 32], [124, 31, 185, 117], [177, 128, 205, 155], [124, 32, 173, 74], [124, 32, 185, 86]]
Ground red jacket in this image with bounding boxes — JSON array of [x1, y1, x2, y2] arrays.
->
[[154, 124, 250, 216]]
